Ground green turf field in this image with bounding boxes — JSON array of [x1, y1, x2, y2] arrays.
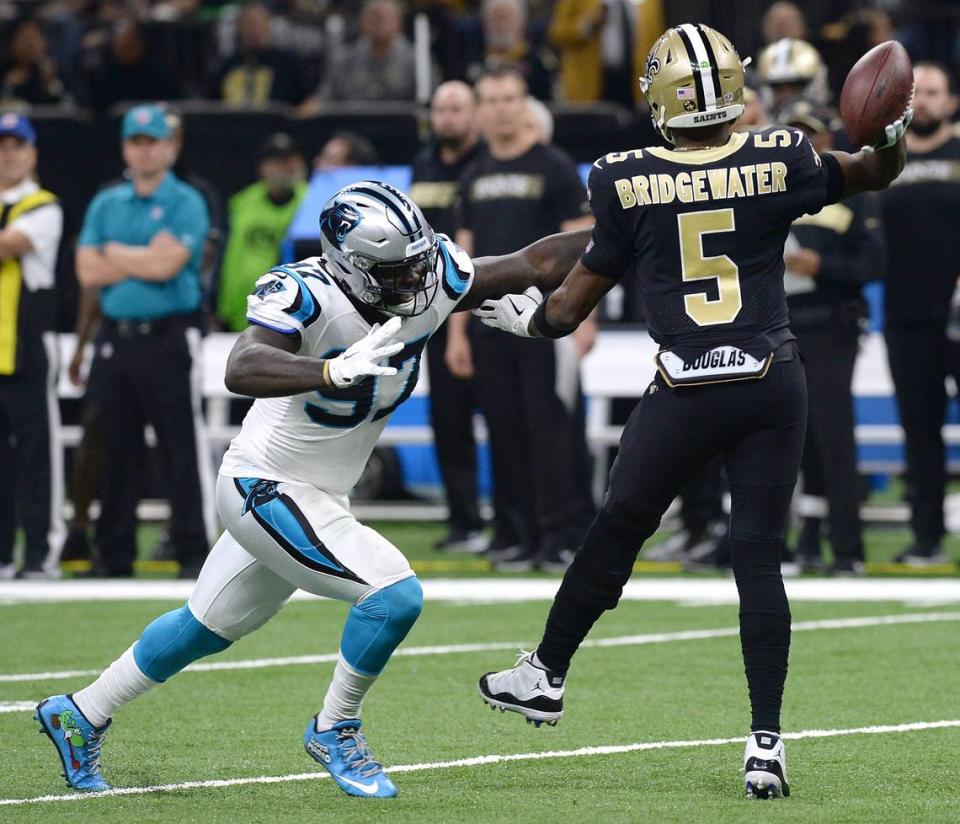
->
[[3, 588, 959, 822]]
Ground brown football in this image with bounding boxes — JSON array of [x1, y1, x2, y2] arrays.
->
[[840, 40, 913, 148]]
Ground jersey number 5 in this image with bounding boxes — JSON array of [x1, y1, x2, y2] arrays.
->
[[677, 208, 742, 326]]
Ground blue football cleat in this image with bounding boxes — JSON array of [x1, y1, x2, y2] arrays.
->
[[35, 695, 112, 792], [303, 717, 397, 798]]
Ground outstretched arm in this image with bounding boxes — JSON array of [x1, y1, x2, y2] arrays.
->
[[456, 227, 592, 311], [828, 140, 907, 199], [474, 261, 615, 339], [225, 318, 402, 397], [828, 103, 912, 199]]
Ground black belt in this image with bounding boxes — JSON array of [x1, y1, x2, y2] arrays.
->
[[103, 313, 200, 338], [772, 340, 799, 363]]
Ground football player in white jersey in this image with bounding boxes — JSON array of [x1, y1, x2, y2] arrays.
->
[[35, 181, 590, 798]]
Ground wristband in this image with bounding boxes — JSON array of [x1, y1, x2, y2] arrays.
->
[[322, 359, 331, 386], [532, 299, 573, 339]]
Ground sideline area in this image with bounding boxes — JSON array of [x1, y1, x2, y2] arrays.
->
[[3, 577, 960, 605]]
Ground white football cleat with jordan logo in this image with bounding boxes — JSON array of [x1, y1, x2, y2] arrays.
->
[[744, 730, 790, 799], [478, 652, 564, 727]]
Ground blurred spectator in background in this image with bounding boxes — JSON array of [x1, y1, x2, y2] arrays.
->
[[216, 132, 306, 332], [450, 66, 594, 571], [0, 19, 66, 106], [60, 278, 102, 565], [313, 130, 379, 170], [879, 63, 960, 568], [0, 113, 65, 579], [548, 0, 664, 107], [755, 37, 829, 118], [780, 99, 884, 575], [79, 16, 182, 111], [732, 86, 769, 132], [305, 0, 420, 109], [75, 104, 213, 578], [760, 1, 808, 45], [461, 0, 554, 100], [164, 106, 226, 317], [523, 94, 552, 143], [212, 1, 309, 107], [410, 80, 485, 553]]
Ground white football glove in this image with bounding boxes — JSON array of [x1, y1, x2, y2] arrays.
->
[[326, 315, 403, 388], [862, 90, 914, 153], [473, 287, 543, 338]]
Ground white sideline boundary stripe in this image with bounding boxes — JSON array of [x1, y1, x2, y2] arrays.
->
[[2, 611, 958, 684], [3, 719, 959, 807], [3, 577, 960, 605]]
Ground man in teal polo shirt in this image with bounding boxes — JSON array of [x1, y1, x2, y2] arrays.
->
[[76, 103, 214, 578]]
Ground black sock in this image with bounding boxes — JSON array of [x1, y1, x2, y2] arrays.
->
[[536, 505, 658, 674], [730, 535, 791, 733]]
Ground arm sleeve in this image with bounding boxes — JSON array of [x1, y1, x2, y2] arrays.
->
[[166, 190, 210, 259], [77, 193, 107, 248], [786, 129, 844, 217], [245, 268, 321, 337], [11, 203, 63, 254], [580, 161, 633, 279], [549, 152, 591, 224]]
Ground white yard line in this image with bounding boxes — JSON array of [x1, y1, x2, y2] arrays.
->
[[1, 611, 957, 684], [0, 702, 36, 714], [3, 719, 958, 807], [1, 577, 959, 606]]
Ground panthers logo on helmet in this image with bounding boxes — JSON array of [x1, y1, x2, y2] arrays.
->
[[320, 202, 363, 248]]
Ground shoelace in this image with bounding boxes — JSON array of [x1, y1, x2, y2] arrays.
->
[[84, 728, 107, 775], [514, 648, 533, 667], [336, 728, 382, 779]]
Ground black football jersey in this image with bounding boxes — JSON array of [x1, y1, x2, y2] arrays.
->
[[582, 126, 845, 355]]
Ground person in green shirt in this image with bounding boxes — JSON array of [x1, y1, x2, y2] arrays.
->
[[217, 132, 307, 331]]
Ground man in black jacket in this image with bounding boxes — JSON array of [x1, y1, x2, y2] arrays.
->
[[410, 81, 486, 552], [879, 63, 960, 566], [779, 100, 886, 573]]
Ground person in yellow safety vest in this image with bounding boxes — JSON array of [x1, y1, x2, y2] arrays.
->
[[0, 112, 65, 579]]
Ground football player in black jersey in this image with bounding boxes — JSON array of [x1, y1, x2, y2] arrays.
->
[[475, 23, 912, 799]]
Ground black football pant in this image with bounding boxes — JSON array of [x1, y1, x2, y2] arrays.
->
[[884, 325, 960, 547], [0, 335, 63, 569], [426, 325, 483, 534], [796, 323, 863, 561], [537, 353, 807, 733], [95, 321, 211, 574], [472, 327, 593, 554], [680, 458, 725, 533]]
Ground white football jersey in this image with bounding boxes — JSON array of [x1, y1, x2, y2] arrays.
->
[[220, 235, 474, 493]]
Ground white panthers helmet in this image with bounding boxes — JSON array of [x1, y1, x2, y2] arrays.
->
[[319, 180, 439, 317]]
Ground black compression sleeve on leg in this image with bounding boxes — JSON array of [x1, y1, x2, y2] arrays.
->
[[730, 536, 791, 733], [536, 504, 658, 673]]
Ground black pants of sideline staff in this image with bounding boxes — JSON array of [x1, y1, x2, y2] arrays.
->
[[425, 325, 483, 536], [94, 315, 211, 575], [471, 325, 594, 556], [795, 321, 864, 562], [885, 324, 960, 549]]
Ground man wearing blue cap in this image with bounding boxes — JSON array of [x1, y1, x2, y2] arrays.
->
[[76, 104, 214, 578], [0, 112, 64, 579]]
